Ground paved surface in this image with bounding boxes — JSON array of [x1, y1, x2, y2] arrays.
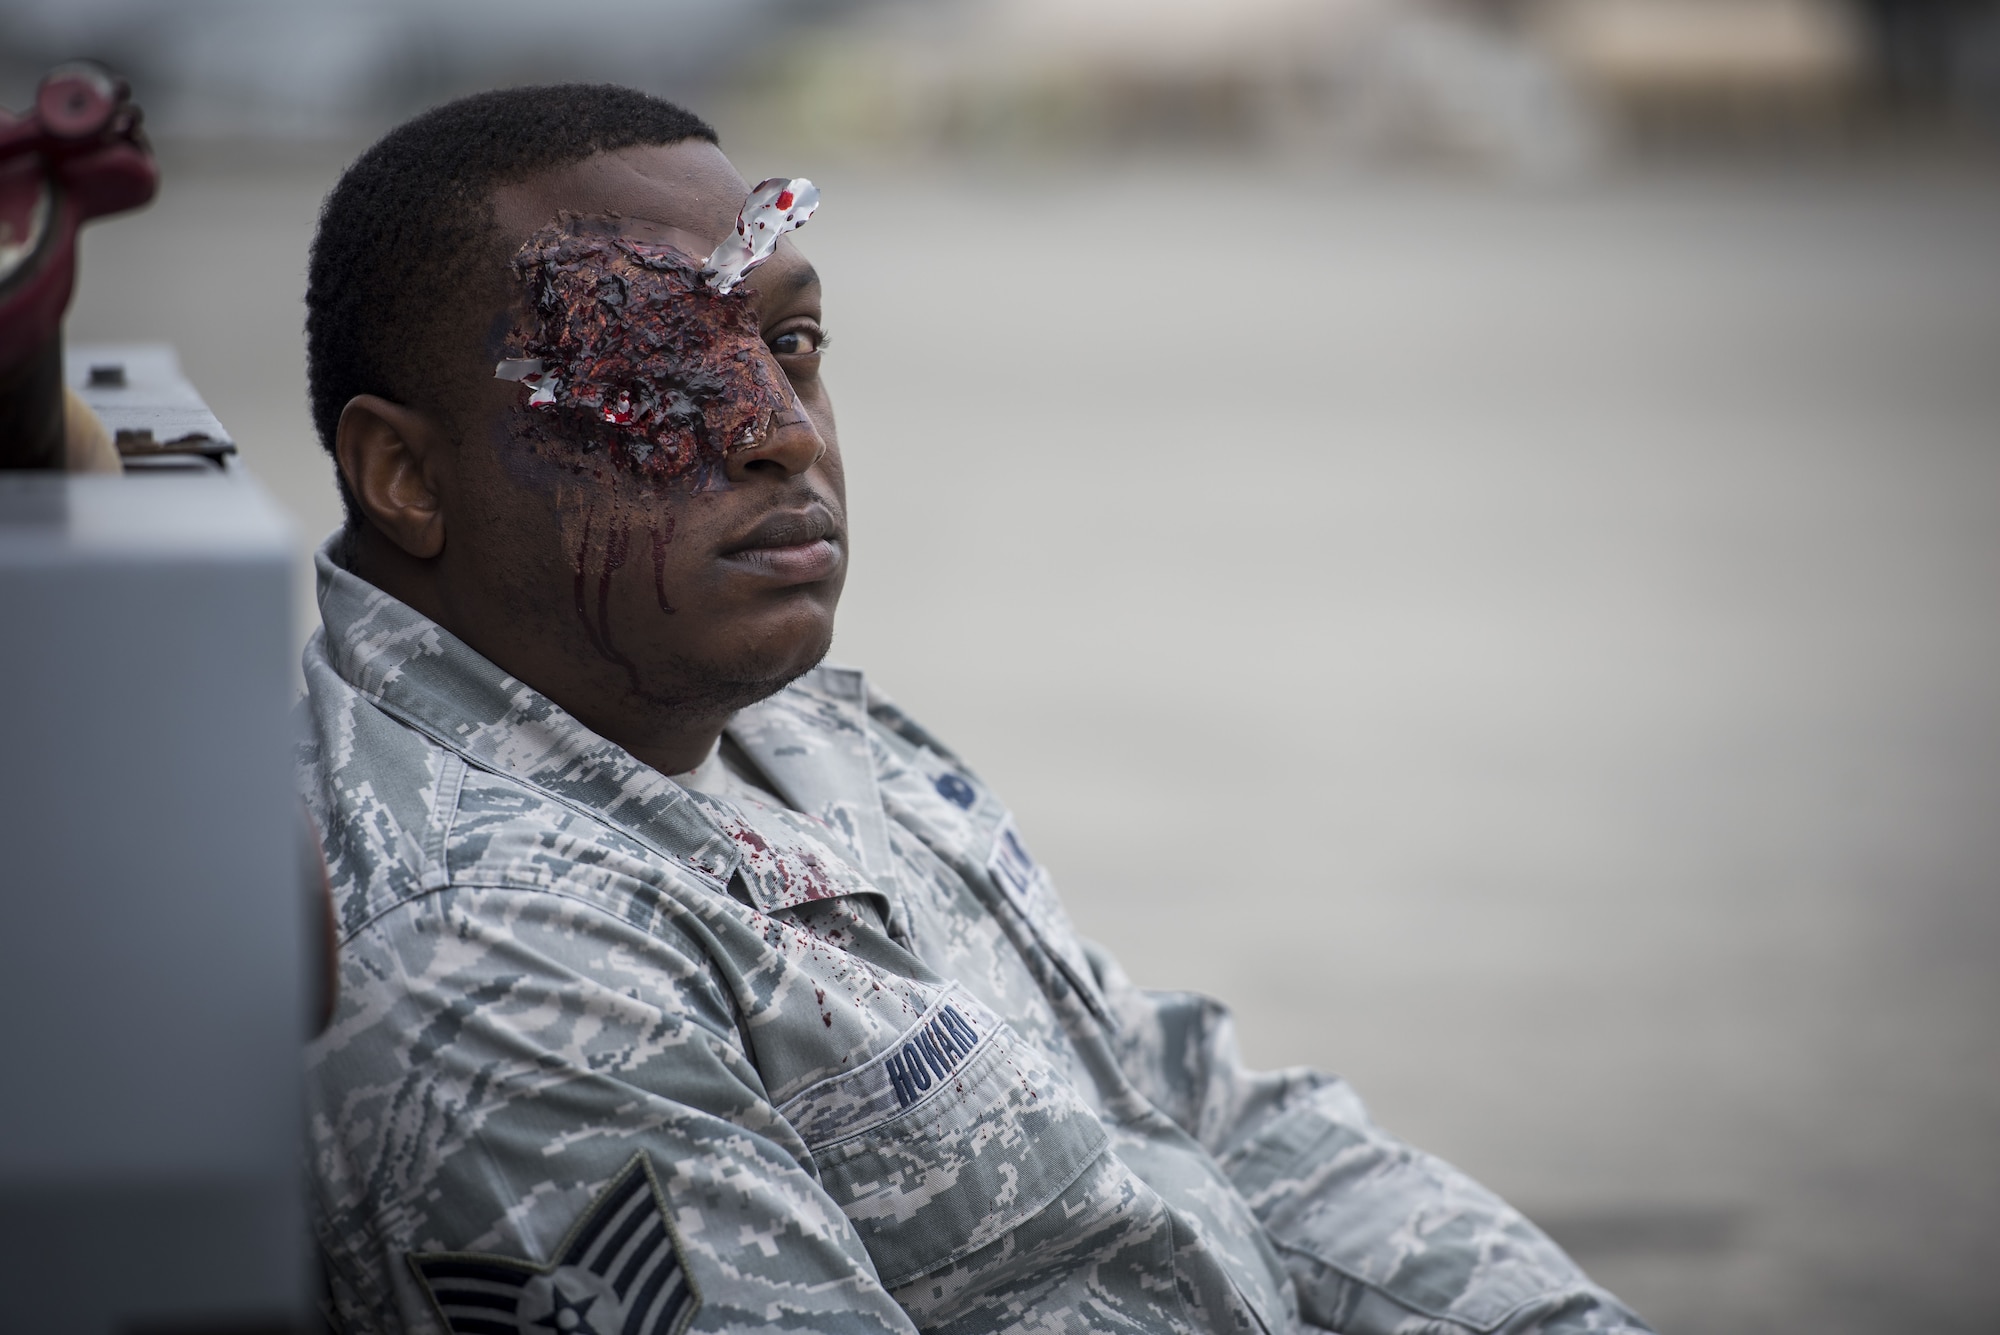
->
[[69, 145, 2000, 1334]]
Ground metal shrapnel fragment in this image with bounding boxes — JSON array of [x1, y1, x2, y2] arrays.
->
[[494, 356, 556, 406], [702, 177, 819, 294]]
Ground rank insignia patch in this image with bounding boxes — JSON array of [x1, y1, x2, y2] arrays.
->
[[409, 1154, 697, 1335]]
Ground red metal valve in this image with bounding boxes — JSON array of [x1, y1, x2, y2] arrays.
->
[[37, 63, 122, 141], [0, 62, 158, 468]]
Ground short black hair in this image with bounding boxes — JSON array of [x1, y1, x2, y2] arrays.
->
[[305, 84, 717, 521]]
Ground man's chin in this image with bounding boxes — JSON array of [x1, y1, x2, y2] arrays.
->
[[630, 630, 834, 719]]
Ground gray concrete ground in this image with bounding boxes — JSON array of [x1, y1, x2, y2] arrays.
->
[[67, 145, 2000, 1334]]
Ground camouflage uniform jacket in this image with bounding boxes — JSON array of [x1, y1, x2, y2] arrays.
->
[[301, 542, 1651, 1335]]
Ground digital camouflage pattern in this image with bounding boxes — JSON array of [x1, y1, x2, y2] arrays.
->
[[300, 539, 1652, 1335]]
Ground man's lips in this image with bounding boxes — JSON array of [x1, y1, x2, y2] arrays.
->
[[716, 506, 843, 584]]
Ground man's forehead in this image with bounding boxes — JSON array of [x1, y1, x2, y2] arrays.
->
[[490, 140, 747, 253]]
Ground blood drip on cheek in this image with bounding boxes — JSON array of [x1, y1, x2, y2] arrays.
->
[[649, 514, 676, 614], [506, 222, 792, 688], [558, 478, 680, 694], [500, 192, 816, 690], [504, 220, 795, 485], [598, 511, 631, 652]]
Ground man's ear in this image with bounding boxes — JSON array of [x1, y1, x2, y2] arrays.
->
[[335, 395, 449, 560]]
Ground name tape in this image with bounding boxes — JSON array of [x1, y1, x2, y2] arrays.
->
[[884, 1005, 981, 1109]]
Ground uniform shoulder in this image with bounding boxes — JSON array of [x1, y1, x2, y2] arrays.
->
[[303, 636, 737, 949], [299, 637, 468, 936]]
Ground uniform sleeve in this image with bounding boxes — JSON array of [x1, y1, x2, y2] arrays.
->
[[1084, 942, 1655, 1335], [308, 885, 920, 1335]]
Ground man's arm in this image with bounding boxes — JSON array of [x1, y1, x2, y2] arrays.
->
[[1086, 944, 1654, 1335], [309, 885, 921, 1335]]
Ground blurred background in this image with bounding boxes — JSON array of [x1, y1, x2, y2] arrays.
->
[[8, 1, 1998, 1331]]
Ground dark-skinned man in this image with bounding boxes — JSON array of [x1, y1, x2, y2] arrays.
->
[[300, 85, 1651, 1335]]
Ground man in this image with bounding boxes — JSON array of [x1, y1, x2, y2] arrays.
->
[[300, 85, 1650, 1335]]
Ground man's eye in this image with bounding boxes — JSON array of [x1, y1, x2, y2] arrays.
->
[[771, 327, 826, 357]]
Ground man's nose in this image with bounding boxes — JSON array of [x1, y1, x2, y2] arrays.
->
[[726, 396, 824, 481]]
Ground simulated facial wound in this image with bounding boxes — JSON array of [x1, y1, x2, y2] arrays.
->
[[486, 177, 824, 694], [493, 176, 819, 483]]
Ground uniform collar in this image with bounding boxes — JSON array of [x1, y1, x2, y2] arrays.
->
[[314, 538, 899, 892], [313, 538, 739, 884], [726, 666, 898, 885]]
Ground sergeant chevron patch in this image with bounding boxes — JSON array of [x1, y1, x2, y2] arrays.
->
[[409, 1154, 697, 1335]]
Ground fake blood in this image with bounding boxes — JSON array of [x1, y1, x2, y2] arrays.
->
[[570, 502, 599, 655], [561, 496, 647, 691], [714, 809, 842, 904], [507, 216, 794, 482], [598, 515, 631, 661], [648, 516, 676, 614], [506, 217, 800, 681], [500, 179, 818, 687]]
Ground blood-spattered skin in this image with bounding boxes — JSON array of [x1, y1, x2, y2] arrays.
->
[[504, 214, 800, 484], [497, 214, 813, 692]]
